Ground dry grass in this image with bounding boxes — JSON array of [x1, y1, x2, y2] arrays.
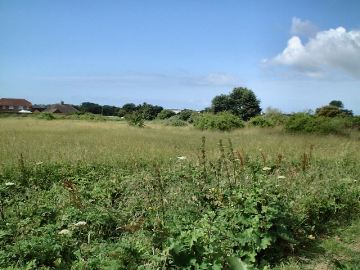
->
[[0, 118, 359, 167]]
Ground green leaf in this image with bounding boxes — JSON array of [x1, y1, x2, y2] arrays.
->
[[227, 257, 248, 270]]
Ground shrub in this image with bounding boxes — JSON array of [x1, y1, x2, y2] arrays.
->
[[177, 109, 195, 121], [193, 112, 244, 131], [164, 116, 188, 127], [248, 115, 274, 127], [157, 109, 176, 120], [316, 105, 344, 117], [37, 113, 55, 120], [263, 107, 289, 125], [316, 105, 353, 117], [350, 116, 360, 130], [125, 112, 145, 127], [285, 113, 348, 134]]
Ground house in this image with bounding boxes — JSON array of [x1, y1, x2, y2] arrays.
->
[[0, 98, 32, 113], [43, 102, 79, 114], [31, 104, 47, 113], [169, 109, 182, 114]]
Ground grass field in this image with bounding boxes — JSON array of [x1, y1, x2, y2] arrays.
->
[[0, 117, 359, 269], [1, 118, 359, 167]]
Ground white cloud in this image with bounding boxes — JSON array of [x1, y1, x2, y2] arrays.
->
[[291, 17, 318, 37], [266, 26, 360, 79]]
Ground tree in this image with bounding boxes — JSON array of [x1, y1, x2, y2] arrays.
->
[[316, 101, 353, 118], [329, 100, 344, 108], [178, 109, 196, 121], [211, 95, 232, 114], [102, 105, 119, 116], [118, 103, 137, 117], [138, 103, 163, 120], [80, 102, 102, 114], [157, 109, 176, 120], [211, 87, 261, 120]]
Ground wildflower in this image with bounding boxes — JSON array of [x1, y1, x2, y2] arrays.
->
[[177, 156, 186, 160], [74, 221, 87, 227], [58, 229, 71, 235], [5, 182, 15, 186], [307, 234, 315, 240], [36, 161, 43, 165], [277, 175, 286, 179], [262, 167, 271, 171]]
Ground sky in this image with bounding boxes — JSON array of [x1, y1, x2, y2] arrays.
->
[[0, 0, 359, 113]]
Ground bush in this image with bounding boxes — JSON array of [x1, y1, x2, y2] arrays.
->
[[248, 115, 274, 127], [193, 112, 244, 131], [125, 112, 145, 127], [65, 112, 106, 121], [263, 107, 288, 125], [316, 105, 353, 117], [37, 113, 55, 120], [164, 116, 188, 127], [177, 109, 195, 121], [157, 109, 176, 120], [285, 113, 348, 134]]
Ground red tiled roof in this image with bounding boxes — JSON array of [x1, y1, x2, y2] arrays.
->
[[0, 98, 32, 107]]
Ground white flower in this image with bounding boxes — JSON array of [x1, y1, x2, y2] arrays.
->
[[36, 161, 43, 165], [58, 229, 71, 235], [177, 156, 187, 160], [277, 176, 286, 179], [5, 182, 15, 186], [74, 221, 87, 227], [262, 167, 271, 171], [307, 234, 315, 240]]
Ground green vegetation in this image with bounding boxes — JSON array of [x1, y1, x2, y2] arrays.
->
[[248, 115, 275, 128], [157, 109, 176, 120], [284, 113, 352, 135], [193, 112, 245, 131], [211, 87, 261, 120], [0, 118, 359, 269], [125, 111, 145, 127], [163, 116, 188, 127]]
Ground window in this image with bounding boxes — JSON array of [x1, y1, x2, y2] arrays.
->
[[9, 106, 14, 110], [1, 106, 5, 109], [18, 106, 23, 110]]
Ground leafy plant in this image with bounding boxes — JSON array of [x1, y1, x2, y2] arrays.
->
[[125, 112, 145, 127], [193, 112, 245, 131]]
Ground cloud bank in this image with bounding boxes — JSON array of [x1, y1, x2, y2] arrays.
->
[[266, 20, 360, 79]]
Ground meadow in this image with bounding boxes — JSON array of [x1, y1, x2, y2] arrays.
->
[[0, 117, 359, 269]]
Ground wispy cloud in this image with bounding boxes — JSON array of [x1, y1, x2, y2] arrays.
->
[[290, 17, 318, 37], [34, 72, 242, 87]]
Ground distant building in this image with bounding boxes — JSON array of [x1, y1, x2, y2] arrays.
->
[[31, 104, 47, 113], [168, 109, 182, 114], [43, 102, 79, 114], [0, 98, 32, 113]]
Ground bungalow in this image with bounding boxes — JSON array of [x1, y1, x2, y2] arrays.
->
[[43, 102, 79, 114], [0, 98, 32, 113]]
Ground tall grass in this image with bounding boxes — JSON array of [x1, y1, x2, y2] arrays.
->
[[0, 118, 359, 168], [0, 117, 359, 269]]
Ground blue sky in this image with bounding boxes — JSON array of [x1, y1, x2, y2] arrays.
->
[[1, 0, 359, 113]]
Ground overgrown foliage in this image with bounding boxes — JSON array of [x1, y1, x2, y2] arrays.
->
[[248, 115, 274, 127], [0, 136, 359, 269], [193, 112, 245, 131], [163, 115, 188, 126], [211, 87, 262, 120], [125, 111, 145, 127], [157, 109, 176, 120], [285, 113, 352, 135]]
